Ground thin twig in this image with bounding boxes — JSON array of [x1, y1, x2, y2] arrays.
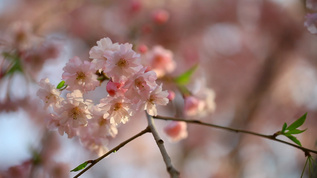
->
[[153, 115, 317, 155], [73, 127, 151, 178], [145, 112, 180, 178]]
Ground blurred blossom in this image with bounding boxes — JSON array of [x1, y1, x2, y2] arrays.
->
[[203, 23, 242, 57], [306, 0, 317, 10], [144, 45, 175, 78], [184, 96, 204, 116], [304, 13, 317, 34], [164, 121, 188, 142], [152, 9, 170, 25]]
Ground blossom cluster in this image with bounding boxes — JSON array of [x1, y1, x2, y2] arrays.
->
[[305, 0, 317, 34], [0, 21, 60, 80], [37, 37, 170, 155]]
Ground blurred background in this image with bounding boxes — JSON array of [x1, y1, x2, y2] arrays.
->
[[0, 0, 317, 177]]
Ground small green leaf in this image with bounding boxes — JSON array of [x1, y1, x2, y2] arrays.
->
[[174, 64, 198, 85], [56, 81, 65, 89], [286, 135, 302, 146], [286, 113, 307, 131], [285, 129, 307, 135], [281, 123, 287, 133], [70, 161, 89, 172]]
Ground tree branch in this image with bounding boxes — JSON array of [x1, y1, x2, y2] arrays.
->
[[73, 127, 151, 178], [145, 112, 180, 178], [153, 115, 317, 155]]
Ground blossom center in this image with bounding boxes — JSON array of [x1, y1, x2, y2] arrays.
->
[[135, 78, 145, 88], [70, 107, 81, 120], [98, 118, 107, 126], [116, 58, 127, 68], [76, 71, 86, 80], [113, 103, 123, 111]]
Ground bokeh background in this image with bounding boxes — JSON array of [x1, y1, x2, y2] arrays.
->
[[0, 0, 317, 177]]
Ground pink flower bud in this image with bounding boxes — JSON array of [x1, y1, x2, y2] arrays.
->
[[184, 96, 204, 116], [167, 90, 175, 101], [152, 9, 170, 25], [106, 80, 124, 97], [138, 44, 148, 54], [164, 121, 188, 142]]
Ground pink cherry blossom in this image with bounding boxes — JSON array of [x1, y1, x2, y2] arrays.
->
[[99, 96, 133, 125], [89, 37, 120, 71], [56, 90, 92, 130], [184, 96, 205, 116], [104, 43, 142, 82], [46, 113, 77, 138], [164, 121, 188, 142], [62, 56, 100, 93], [145, 46, 175, 77], [144, 84, 169, 116], [37, 78, 63, 109], [124, 67, 157, 104], [77, 105, 118, 155]]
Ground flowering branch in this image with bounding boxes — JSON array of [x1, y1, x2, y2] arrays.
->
[[73, 127, 151, 178], [145, 112, 180, 178], [153, 115, 317, 156]]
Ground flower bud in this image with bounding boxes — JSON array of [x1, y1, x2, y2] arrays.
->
[[164, 121, 188, 142]]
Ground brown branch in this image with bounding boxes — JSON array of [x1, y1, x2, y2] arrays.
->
[[145, 112, 180, 178], [73, 127, 151, 178], [153, 115, 317, 155]]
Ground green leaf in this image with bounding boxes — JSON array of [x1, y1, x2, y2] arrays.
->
[[56, 81, 65, 89], [285, 129, 307, 135], [70, 161, 89, 172], [286, 135, 302, 146], [286, 113, 307, 131], [174, 64, 198, 85], [281, 123, 287, 133]]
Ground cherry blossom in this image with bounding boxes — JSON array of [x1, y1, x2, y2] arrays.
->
[[78, 105, 117, 155], [89, 37, 120, 71], [104, 43, 142, 82], [184, 96, 205, 116], [124, 67, 157, 104], [145, 46, 175, 77], [144, 84, 169, 116], [99, 96, 133, 125], [62, 56, 99, 92], [37, 78, 63, 109], [56, 90, 92, 132]]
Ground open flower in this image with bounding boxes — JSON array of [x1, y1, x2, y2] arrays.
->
[[89, 37, 120, 71], [62, 56, 99, 93], [144, 84, 169, 116], [37, 78, 63, 110], [104, 43, 142, 82], [99, 96, 133, 125], [56, 90, 92, 130], [124, 67, 157, 104]]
